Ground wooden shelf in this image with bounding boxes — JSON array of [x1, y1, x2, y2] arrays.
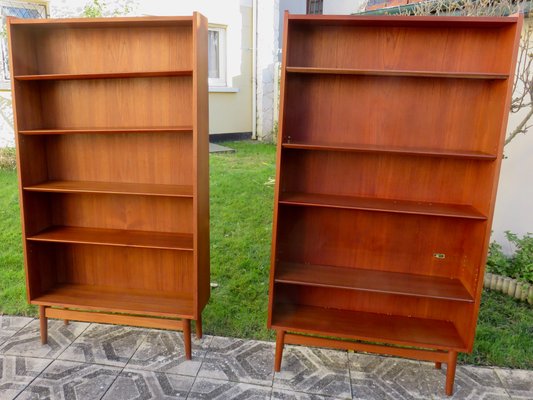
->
[[24, 180, 194, 197], [19, 127, 193, 135], [286, 67, 508, 80], [27, 226, 193, 251], [282, 141, 497, 160], [272, 303, 467, 351], [279, 192, 486, 220], [32, 283, 194, 318], [15, 70, 193, 81], [275, 262, 474, 302]]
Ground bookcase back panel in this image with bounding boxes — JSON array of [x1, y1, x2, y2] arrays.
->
[[283, 74, 507, 154], [280, 150, 493, 212], [40, 193, 192, 233], [287, 24, 514, 74], [274, 284, 473, 342], [276, 206, 484, 289], [60, 245, 193, 293], [42, 133, 193, 186], [29, 243, 194, 295], [17, 77, 192, 130], [11, 25, 192, 75]]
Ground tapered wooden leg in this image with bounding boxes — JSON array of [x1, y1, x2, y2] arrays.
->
[[435, 362, 442, 369], [39, 306, 48, 345], [183, 319, 192, 360], [64, 320, 69, 325], [445, 351, 458, 396], [274, 330, 285, 372], [195, 316, 202, 339]]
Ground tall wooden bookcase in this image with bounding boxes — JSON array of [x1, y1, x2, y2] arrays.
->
[[8, 14, 209, 359], [268, 13, 522, 395]]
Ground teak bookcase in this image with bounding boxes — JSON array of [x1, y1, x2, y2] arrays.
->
[[8, 14, 209, 359], [269, 13, 522, 395]]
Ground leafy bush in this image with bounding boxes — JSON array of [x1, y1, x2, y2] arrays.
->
[[0, 147, 16, 170], [506, 231, 533, 284], [486, 232, 533, 284]]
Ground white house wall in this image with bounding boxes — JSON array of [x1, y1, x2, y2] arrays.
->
[[138, 0, 253, 136], [323, 0, 366, 14], [492, 18, 533, 248]]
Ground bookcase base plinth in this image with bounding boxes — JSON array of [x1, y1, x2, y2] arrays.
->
[[275, 330, 458, 396], [41, 306, 196, 360]]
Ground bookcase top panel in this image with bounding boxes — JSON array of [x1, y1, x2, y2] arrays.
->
[[286, 14, 520, 28], [8, 15, 194, 28]]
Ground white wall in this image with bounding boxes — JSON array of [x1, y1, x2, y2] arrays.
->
[[138, 0, 253, 136], [323, 0, 366, 14], [492, 19, 533, 247]]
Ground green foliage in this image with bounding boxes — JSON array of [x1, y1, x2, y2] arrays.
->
[[460, 290, 533, 369], [505, 231, 533, 284], [82, 0, 135, 18], [486, 240, 511, 275], [0, 169, 34, 315], [82, 0, 103, 18], [0, 147, 16, 170], [205, 141, 276, 340], [486, 232, 533, 284]]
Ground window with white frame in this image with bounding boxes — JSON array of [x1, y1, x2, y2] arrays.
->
[[208, 26, 227, 87], [0, 1, 47, 89]]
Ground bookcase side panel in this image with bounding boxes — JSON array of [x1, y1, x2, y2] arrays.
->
[[192, 12, 210, 315]]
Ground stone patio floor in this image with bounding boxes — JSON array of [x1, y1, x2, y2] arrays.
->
[[0, 316, 531, 400]]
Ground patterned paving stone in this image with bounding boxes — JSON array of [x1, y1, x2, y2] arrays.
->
[[17, 359, 120, 400], [102, 369, 194, 399], [0, 316, 33, 347], [0, 319, 89, 359], [127, 330, 212, 376], [0, 355, 51, 400], [188, 377, 272, 399], [272, 388, 345, 399], [494, 368, 533, 399], [349, 353, 430, 400], [198, 336, 275, 386], [274, 346, 351, 399], [58, 324, 148, 367], [421, 363, 511, 400]]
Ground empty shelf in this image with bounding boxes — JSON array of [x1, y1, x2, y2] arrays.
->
[[286, 66, 508, 80], [19, 127, 193, 135], [24, 180, 193, 197], [282, 141, 497, 160], [275, 262, 474, 302], [279, 192, 486, 220], [28, 226, 193, 251], [272, 303, 467, 351], [15, 70, 193, 80], [32, 283, 193, 318]]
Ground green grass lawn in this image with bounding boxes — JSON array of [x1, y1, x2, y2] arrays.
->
[[1, 141, 532, 368]]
